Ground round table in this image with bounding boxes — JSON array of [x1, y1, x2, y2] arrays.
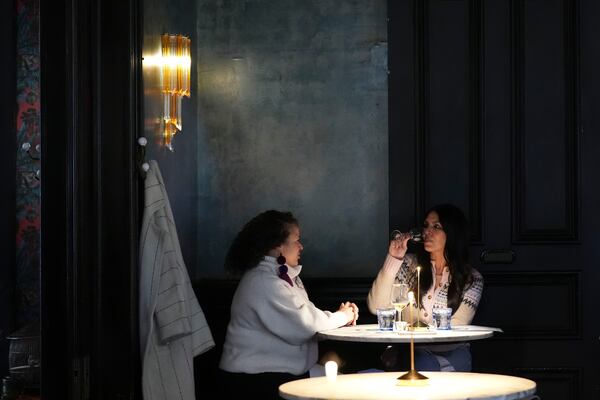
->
[[317, 324, 498, 343], [279, 371, 536, 400]]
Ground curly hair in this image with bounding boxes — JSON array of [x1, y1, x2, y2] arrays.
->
[[413, 204, 473, 312], [224, 210, 299, 275]]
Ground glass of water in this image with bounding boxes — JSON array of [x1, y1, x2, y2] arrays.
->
[[432, 307, 452, 330], [376, 308, 395, 331]]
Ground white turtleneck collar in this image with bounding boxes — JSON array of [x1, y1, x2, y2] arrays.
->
[[263, 255, 303, 280]]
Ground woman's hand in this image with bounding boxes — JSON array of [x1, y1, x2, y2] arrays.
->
[[339, 301, 359, 326], [349, 302, 359, 325], [389, 231, 410, 260]]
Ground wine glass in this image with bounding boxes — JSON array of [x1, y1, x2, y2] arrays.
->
[[390, 228, 423, 243], [390, 283, 409, 330]]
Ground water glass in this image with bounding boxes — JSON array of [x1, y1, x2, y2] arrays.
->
[[376, 308, 395, 331], [432, 307, 452, 330]]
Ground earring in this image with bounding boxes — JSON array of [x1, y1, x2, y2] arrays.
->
[[277, 254, 286, 265], [277, 254, 293, 287]]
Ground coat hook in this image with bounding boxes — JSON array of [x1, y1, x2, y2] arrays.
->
[[137, 136, 148, 178], [22, 142, 41, 160]]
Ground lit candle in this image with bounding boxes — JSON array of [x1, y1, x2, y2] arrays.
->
[[407, 291, 415, 326], [416, 266, 421, 327], [325, 361, 338, 382], [407, 291, 415, 369]]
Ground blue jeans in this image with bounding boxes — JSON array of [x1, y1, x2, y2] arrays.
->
[[414, 343, 472, 372]]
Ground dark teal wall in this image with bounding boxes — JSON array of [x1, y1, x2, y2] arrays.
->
[[145, 0, 389, 278], [143, 0, 199, 275]]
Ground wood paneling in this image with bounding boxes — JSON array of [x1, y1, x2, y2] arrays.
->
[[413, 0, 484, 242], [389, 1, 599, 396], [511, 0, 580, 243], [474, 271, 580, 338], [515, 368, 581, 400]]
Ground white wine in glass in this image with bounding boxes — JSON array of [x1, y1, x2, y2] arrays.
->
[[390, 283, 409, 327]]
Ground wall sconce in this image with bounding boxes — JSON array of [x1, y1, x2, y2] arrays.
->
[[161, 34, 191, 151]]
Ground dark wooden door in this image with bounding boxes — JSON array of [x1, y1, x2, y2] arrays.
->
[[388, 1, 600, 398], [40, 0, 141, 398]]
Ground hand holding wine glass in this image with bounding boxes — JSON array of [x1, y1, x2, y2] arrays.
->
[[389, 228, 424, 260]]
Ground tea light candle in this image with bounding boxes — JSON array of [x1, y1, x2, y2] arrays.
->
[[407, 291, 415, 326], [416, 266, 421, 309], [325, 361, 338, 382]]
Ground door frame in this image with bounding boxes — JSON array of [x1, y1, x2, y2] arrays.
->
[[40, 0, 142, 397]]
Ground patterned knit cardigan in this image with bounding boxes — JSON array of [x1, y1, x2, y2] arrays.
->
[[397, 254, 484, 325]]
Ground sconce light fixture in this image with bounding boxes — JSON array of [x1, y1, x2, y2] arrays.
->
[[161, 33, 191, 151]]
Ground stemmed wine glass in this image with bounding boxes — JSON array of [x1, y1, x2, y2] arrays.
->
[[390, 283, 409, 331], [390, 228, 423, 243]]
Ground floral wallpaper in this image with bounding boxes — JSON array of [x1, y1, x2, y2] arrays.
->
[[15, 0, 40, 327]]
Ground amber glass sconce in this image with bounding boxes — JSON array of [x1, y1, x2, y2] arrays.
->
[[161, 34, 191, 150]]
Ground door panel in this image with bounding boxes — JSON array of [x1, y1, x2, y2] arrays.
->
[[513, 0, 579, 242], [389, 1, 599, 398], [426, 0, 473, 227], [476, 271, 580, 338]]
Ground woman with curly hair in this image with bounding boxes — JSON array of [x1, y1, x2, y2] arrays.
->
[[219, 210, 358, 399]]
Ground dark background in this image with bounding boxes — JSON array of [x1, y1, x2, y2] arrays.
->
[[0, 0, 17, 382], [142, 0, 390, 280], [1, 0, 599, 399]]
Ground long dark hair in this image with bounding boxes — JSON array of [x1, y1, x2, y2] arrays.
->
[[224, 210, 298, 275], [414, 204, 473, 312]]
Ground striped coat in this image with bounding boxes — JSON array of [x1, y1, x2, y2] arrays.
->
[[140, 160, 214, 400]]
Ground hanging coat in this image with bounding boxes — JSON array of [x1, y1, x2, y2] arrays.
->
[[139, 160, 214, 400]]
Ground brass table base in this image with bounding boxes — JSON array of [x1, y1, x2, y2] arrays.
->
[[397, 369, 429, 386]]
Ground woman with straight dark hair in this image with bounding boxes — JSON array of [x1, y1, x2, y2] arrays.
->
[[219, 210, 358, 399], [367, 204, 484, 372]]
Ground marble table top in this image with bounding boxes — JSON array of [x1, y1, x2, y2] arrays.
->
[[317, 324, 500, 343], [279, 371, 536, 400]]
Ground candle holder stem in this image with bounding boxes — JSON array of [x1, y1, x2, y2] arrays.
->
[[397, 291, 428, 385], [414, 266, 427, 329]]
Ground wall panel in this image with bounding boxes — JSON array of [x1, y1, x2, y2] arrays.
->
[[511, 0, 580, 243]]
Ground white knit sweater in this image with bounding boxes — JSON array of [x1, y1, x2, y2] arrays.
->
[[367, 254, 484, 326], [219, 256, 352, 375]]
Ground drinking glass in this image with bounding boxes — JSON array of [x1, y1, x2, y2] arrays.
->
[[390, 228, 423, 243], [390, 283, 409, 328]]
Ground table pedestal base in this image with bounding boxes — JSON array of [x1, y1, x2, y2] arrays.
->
[[397, 369, 429, 385]]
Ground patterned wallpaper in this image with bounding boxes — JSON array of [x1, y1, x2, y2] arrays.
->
[[15, 0, 40, 326]]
